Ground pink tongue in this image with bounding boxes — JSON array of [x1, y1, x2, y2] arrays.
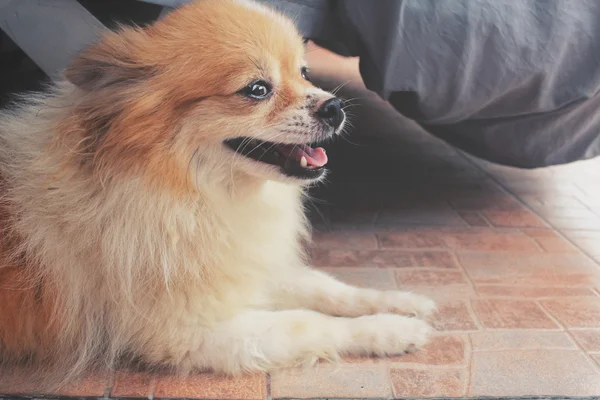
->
[[282, 145, 328, 167]]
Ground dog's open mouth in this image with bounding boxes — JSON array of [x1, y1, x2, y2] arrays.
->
[[224, 138, 328, 179]]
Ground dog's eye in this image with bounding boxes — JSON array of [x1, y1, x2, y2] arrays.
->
[[242, 80, 272, 100], [301, 66, 310, 81]]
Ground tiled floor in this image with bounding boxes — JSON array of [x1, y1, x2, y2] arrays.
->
[[2, 46, 600, 399]]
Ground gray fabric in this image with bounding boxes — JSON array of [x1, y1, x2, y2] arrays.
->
[[5, 0, 600, 167], [0, 0, 104, 78], [258, 0, 600, 168]]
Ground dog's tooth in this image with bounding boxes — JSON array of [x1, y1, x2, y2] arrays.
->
[[300, 156, 308, 168]]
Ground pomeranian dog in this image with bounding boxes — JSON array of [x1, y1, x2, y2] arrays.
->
[[0, 0, 435, 384]]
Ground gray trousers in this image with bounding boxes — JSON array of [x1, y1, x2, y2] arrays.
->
[[2, 0, 599, 168]]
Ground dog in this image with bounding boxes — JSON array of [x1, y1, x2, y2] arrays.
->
[[0, 0, 435, 384]]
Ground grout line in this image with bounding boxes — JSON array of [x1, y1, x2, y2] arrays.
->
[[470, 346, 581, 352], [453, 327, 562, 332], [449, 251, 464, 272], [530, 237, 547, 253], [465, 334, 474, 397], [104, 372, 114, 399], [453, 254, 485, 330], [384, 360, 395, 400], [386, 267, 400, 290], [389, 365, 472, 398], [392, 266, 471, 271], [431, 329, 480, 334], [573, 183, 600, 216], [534, 299, 565, 331], [567, 332, 600, 374], [372, 232, 382, 250], [467, 293, 598, 299], [265, 372, 272, 400], [465, 299, 485, 331], [332, 225, 560, 235], [148, 376, 157, 400], [478, 211, 493, 227], [388, 363, 467, 371], [568, 327, 600, 331], [371, 206, 382, 228]]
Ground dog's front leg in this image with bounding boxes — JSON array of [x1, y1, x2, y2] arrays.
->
[[271, 267, 436, 319], [188, 309, 431, 374]]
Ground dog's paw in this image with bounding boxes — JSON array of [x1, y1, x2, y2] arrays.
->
[[379, 291, 437, 320], [350, 314, 432, 356]]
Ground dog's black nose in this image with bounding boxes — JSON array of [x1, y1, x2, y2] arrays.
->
[[316, 98, 344, 129]]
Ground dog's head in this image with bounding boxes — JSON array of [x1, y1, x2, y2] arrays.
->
[[64, 0, 345, 190]]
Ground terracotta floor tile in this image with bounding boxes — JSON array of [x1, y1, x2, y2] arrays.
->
[[55, 372, 109, 397], [270, 364, 392, 399], [308, 249, 392, 267], [533, 236, 580, 252], [0, 369, 48, 395], [309, 248, 458, 268], [579, 184, 600, 197], [308, 248, 459, 268], [376, 205, 466, 227], [378, 231, 447, 249], [483, 209, 547, 228], [338, 355, 388, 365], [447, 192, 523, 211], [391, 250, 459, 268], [391, 334, 468, 366], [460, 253, 600, 287], [562, 230, 600, 258], [320, 267, 397, 290], [521, 228, 565, 238], [395, 269, 467, 287], [472, 299, 559, 329], [545, 215, 600, 231], [590, 205, 600, 218], [474, 285, 596, 298], [153, 373, 266, 400], [379, 229, 542, 252], [311, 231, 378, 249], [408, 286, 477, 302], [521, 229, 580, 252], [431, 300, 479, 331], [534, 206, 600, 220], [500, 181, 587, 197], [470, 350, 600, 396], [110, 371, 155, 398], [439, 230, 541, 252], [541, 298, 600, 328], [520, 194, 587, 210], [457, 211, 491, 227], [571, 329, 600, 352], [470, 331, 577, 351], [390, 368, 468, 398]]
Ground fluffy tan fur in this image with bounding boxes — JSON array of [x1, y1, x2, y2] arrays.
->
[[0, 0, 434, 387]]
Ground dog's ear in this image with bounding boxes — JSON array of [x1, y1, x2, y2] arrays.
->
[[65, 29, 152, 92]]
